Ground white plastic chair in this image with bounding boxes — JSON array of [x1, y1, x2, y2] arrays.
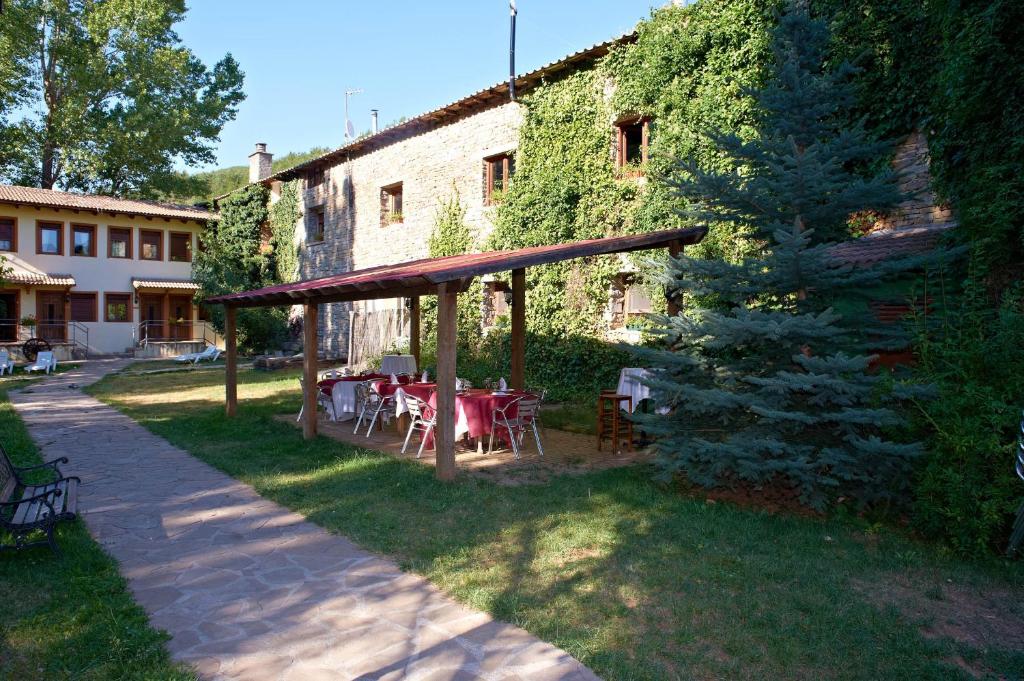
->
[[296, 377, 337, 422], [401, 393, 437, 458], [0, 350, 13, 376], [488, 394, 544, 460], [353, 380, 390, 435], [363, 382, 395, 436], [192, 345, 221, 364], [24, 351, 56, 375]]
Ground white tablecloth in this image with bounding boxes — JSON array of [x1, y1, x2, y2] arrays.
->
[[329, 380, 371, 422], [617, 368, 654, 413], [380, 354, 417, 375]]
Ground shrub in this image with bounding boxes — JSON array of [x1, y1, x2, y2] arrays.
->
[[910, 264, 1024, 555]]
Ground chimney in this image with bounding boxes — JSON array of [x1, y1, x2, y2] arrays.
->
[[371, 110, 379, 134], [248, 142, 273, 182]]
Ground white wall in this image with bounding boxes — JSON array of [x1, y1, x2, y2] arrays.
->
[[0, 205, 208, 354]]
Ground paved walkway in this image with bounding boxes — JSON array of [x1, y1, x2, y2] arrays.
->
[[11, 361, 597, 681]]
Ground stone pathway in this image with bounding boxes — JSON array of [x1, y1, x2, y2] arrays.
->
[[10, 361, 598, 681]]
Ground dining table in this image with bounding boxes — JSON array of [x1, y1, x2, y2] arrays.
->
[[411, 388, 528, 450], [317, 373, 390, 421]]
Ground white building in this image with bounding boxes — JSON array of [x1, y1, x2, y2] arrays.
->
[[0, 184, 217, 358]]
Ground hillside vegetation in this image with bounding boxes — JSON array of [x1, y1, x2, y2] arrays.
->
[[167, 146, 329, 206]]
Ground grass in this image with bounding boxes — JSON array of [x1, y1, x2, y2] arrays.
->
[[0, 379, 194, 680], [87, 365, 1024, 680]]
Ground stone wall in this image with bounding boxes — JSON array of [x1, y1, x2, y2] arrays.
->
[[294, 102, 523, 359], [872, 131, 957, 233]]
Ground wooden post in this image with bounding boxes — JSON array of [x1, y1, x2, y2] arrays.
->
[[510, 267, 526, 390], [162, 292, 170, 340], [667, 240, 683, 317], [224, 305, 237, 417], [302, 301, 319, 440], [409, 296, 421, 370], [434, 282, 458, 481]]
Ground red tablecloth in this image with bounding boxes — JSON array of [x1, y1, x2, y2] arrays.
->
[[418, 389, 527, 449], [374, 380, 432, 398]]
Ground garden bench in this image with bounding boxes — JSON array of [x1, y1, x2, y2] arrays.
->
[[0, 444, 78, 556]]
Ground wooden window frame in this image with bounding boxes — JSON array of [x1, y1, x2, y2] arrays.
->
[[68, 291, 98, 323], [380, 182, 403, 226], [70, 223, 97, 258], [308, 167, 325, 188], [0, 216, 18, 253], [139, 229, 163, 261], [108, 226, 133, 259], [36, 220, 64, 255], [308, 206, 325, 243], [169, 231, 193, 263], [103, 292, 133, 323], [484, 153, 514, 205], [615, 117, 650, 175]]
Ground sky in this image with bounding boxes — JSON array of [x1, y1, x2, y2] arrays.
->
[[178, 0, 660, 171]]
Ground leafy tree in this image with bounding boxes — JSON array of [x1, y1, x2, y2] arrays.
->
[[194, 185, 288, 352], [643, 1, 928, 509], [0, 0, 244, 197]]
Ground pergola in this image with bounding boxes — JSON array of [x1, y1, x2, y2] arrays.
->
[[207, 226, 706, 480]]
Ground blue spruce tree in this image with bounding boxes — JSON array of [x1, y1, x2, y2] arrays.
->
[[643, 1, 930, 509]]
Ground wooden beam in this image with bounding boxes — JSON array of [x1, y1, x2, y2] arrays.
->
[[510, 267, 526, 390], [434, 282, 458, 481], [667, 240, 683, 317], [409, 296, 421, 370], [224, 305, 237, 417], [302, 301, 319, 439]]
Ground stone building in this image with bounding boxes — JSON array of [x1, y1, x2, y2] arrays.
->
[[243, 36, 652, 362]]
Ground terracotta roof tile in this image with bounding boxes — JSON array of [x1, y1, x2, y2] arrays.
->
[[6, 271, 76, 286], [828, 224, 955, 266], [131, 278, 201, 291], [0, 184, 215, 222]]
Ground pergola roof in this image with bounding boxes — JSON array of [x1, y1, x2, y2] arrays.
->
[[207, 226, 707, 307]]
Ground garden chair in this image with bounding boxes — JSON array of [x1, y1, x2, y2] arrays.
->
[[192, 345, 221, 364], [0, 442, 79, 556], [363, 382, 395, 437], [1008, 411, 1024, 556], [0, 350, 13, 376], [24, 351, 56, 375], [401, 394, 437, 459], [488, 394, 544, 460], [296, 377, 337, 422], [353, 380, 390, 435]]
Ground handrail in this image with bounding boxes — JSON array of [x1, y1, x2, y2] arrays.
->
[[133, 320, 217, 348], [0, 319, 89, 358]]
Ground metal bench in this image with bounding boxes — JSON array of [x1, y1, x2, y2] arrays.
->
[[0, 444, 79, 556]]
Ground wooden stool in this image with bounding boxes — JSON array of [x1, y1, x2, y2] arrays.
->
[[597, 393, 633, 453]]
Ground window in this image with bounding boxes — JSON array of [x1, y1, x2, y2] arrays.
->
[[37, 221, 63, 255], [380, 183, 403, 225], [608, 274, 652, 329], [104, 293, 132, 322], [484, 153, 515, 204], [169, 232, 192, 262], [108, 227, 132, 258], [616, 117, 650, 172], [71, 223, 96, 257], [140, 229, 162, 260], [69, 292, 97, 322], [308, 167, 325, 187], [0, 217, 16, 252], [308, 206, 325, 242]]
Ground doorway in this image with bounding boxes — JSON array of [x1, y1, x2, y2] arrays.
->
[[0, 291, 17, 342], [37, 291, 66, 342], [139, 293, 164, 342], [168, 295, 193, 341]]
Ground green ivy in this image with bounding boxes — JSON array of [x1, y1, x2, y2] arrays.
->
[[269, 180, 301, 283], [194, 184, 288, 352]]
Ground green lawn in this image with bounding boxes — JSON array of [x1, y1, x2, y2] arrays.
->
[[0, 381, 194, 680], [87, 366, 1024, 680]]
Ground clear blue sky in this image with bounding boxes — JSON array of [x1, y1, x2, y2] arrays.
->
[[178, 0, 659, 171]]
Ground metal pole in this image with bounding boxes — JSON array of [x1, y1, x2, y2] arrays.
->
[[509, 1, 517, 101]]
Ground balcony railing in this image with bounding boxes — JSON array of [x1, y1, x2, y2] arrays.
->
[[133, 320, 217, 348], [0, 319, 90, 358]]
